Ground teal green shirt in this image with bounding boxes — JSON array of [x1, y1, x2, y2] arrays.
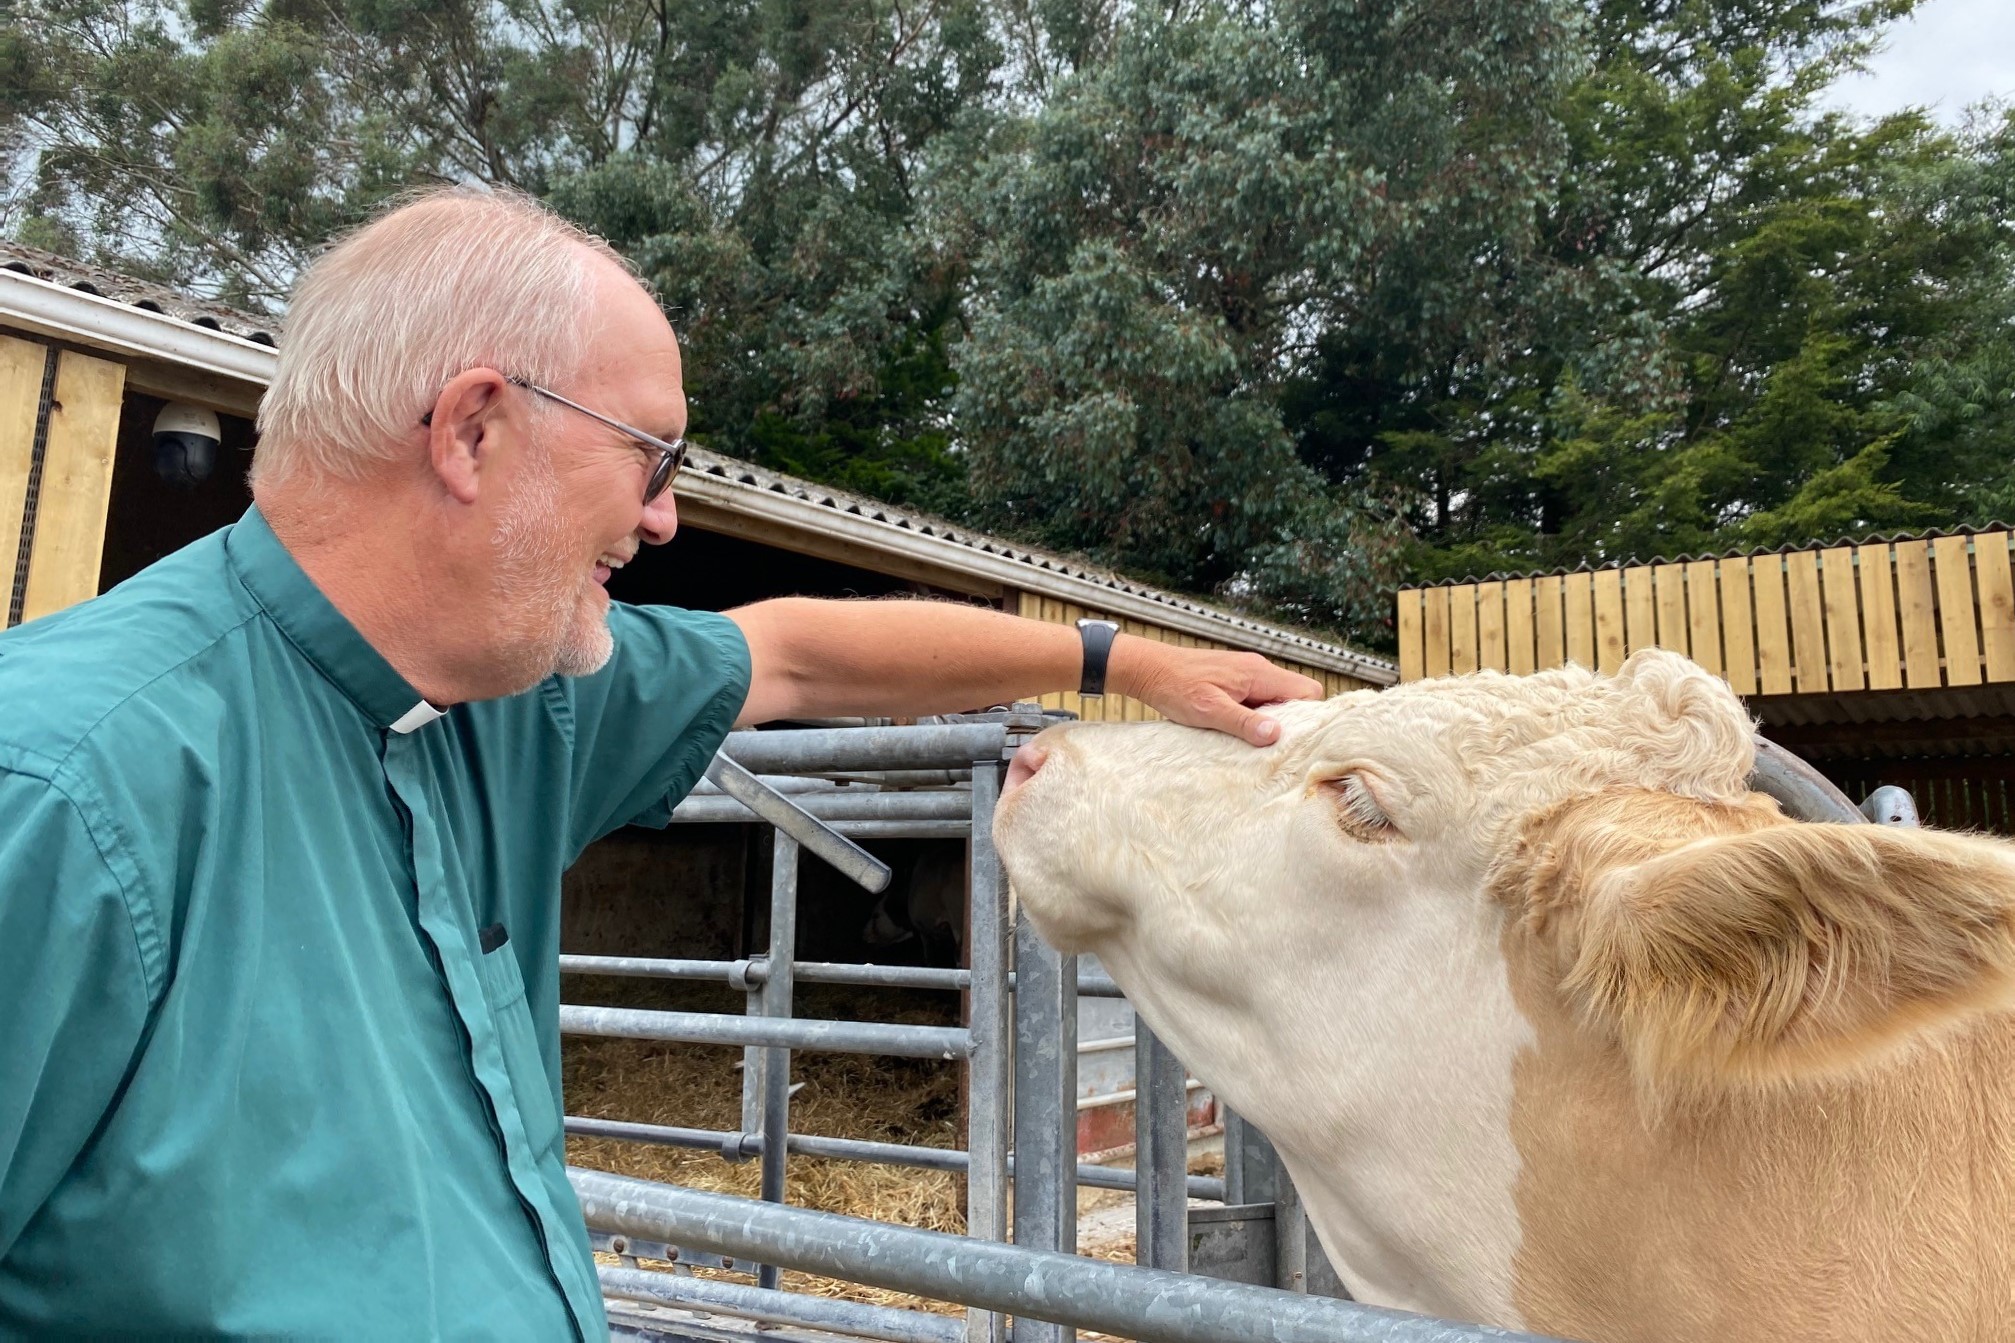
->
[[0, 508, 750, 1338]]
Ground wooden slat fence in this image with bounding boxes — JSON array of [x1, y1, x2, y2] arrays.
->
[[1395, 535, 2015, 694], [1015, 593, 1375, 720]]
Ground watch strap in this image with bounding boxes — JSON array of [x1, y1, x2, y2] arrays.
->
[[1076, 619, 1120, 697]]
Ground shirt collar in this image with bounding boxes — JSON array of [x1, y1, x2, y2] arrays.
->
[[226, 506, 445, 734]]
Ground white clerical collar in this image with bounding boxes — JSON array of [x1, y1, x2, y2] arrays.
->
[[389, 701, 446, 734]]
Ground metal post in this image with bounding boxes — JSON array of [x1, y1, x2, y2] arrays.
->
[[1134, 1022, 1188, 1271], [1222, 1108, 1281, 1207], [759, 831, 799, 1290], [964, 758, 1011, 1343], [1276, 1167, 1309, 1295], [1014, 903, 1078, 1343], [739, 981, 765, 1151]]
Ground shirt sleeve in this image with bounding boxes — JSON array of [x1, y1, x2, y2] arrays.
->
[[548, 603, 752, 858], [0, 768, 152, 1260]]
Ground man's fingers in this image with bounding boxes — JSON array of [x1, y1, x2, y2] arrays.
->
[[1238, 708, 1281, 746], [1186, 688, 1281, 746], [1254, 666, 1325, 703], [1126, 646, 1319, 743]]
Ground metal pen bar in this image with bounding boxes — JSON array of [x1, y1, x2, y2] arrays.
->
[[1135, 1023, 1190, 1272], [793, 962, 968, 991], [705, 753, 893, 893], [601, 1266, 963, 1343], [563, 1116, 1228, 1200], [572, 1169, 1565, 1343], [722, 725, 1011, 776], [759, 831, 801, 1290], [564, 955, 962, 992], [692, 775, 860, 797], [562, 955, 742, 983], [1012, 904, 1078, 1343], [558, 954, 1125, 998], [805, 769, 972, 788], [590, 1230, 737, 1272], [758, 820, 972, 840], [674, 790, 976, 826], [560, 1005, 969, 1059], [963, 758, 1011, 1343]]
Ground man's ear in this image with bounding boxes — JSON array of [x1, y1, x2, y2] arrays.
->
[[1557, 818, 2015, 1092], [426, 368, 511, 505]]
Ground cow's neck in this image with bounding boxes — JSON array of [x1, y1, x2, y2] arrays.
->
[[1110, 881, 1539, 1326]]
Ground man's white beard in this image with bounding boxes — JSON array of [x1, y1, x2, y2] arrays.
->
[[491, 450, 614, 688]]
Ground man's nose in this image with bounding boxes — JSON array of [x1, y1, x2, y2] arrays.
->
[[638, 491, 678, 546]]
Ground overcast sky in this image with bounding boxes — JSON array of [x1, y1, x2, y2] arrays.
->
[[1823, 0, 2015, 124]]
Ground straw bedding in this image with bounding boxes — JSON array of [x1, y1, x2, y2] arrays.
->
[[562, 973, 968, 1311]]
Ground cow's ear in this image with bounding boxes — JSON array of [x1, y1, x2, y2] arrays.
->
[[1558, 821, 2015, 1091]]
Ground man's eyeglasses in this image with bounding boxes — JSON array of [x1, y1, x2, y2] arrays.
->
[[421, 375, 687, 504]]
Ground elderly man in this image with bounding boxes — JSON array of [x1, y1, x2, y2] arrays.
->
[[0, 188, 1319, 1338]]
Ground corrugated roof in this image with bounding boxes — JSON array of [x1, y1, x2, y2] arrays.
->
[[675, 443, 1393, 675], [0, 240, 1394, 681], [0, 241, 281, 346], [1400, 523, 2015, 591], [1755, 685, 2015, 763]]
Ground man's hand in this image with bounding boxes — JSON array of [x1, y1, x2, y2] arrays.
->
[[1109, 636, 1326, 746]]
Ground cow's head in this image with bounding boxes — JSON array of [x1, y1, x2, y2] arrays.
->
[[994, 648, 2015, 1330]]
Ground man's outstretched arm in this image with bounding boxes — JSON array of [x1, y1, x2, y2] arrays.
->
[[728, 597, 1324, 746]]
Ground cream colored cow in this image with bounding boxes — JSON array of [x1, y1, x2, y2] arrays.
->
[[994, 648, 2015, 1343]]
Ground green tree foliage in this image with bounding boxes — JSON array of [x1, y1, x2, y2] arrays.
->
[[1320, 0, 2015, 593], [6, 0, 2013, 649], [947, 0, 1577, 637]]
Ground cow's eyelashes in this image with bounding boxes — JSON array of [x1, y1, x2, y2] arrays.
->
[[1323, 773, 1400, 842]]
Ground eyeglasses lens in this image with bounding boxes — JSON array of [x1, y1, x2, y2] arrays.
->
[[644, 443, 684, 504]]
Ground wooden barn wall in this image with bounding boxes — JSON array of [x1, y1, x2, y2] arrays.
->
[[1, 333, 126, 628], [1014, 592, 1372, 721], [1394, 533, 2015, 695]]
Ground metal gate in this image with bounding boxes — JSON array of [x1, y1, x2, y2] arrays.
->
[[557, 710, 1564, 1343]]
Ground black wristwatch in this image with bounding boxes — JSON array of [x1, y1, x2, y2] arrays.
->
[[1076, 619, 1121, 696]]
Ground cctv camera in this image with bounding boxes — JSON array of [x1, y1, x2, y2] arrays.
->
[[153, 403, 222, 488]]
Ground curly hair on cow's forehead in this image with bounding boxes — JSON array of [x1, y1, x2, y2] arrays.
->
[[1381, 652, 1757, 805]]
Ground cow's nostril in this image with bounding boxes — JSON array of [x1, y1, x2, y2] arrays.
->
[[1004, 740, 1050, 794]]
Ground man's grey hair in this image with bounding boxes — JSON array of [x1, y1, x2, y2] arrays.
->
[[253, 186, 630, 490]]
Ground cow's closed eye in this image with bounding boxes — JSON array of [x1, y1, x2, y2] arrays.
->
[[1322, 772, 1400, 842]]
